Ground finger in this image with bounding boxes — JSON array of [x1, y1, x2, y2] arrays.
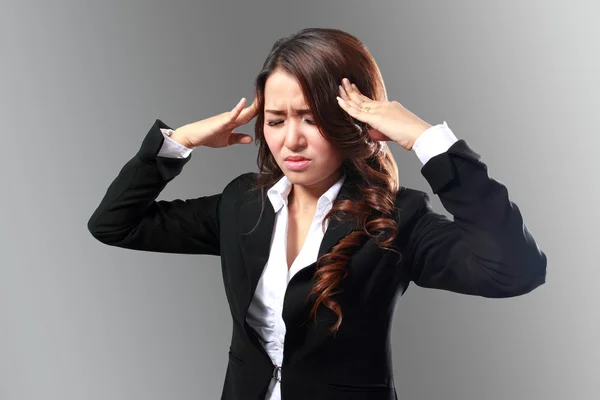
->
[[336, 96, 373, 123], [350, 83, 373, 103], [340, 81, 379, 113], [228, 133, 254, 146], [342, 78, 362, 105], [228, 98, 247, 121], [338, 84, 351, 103], [368, 129, 389, 141], [342, 78, 374, 106], [350, 83, 371, 100], [337, 86, 357, 108], [337, 92, 378, 114], [235, 97, 260, 126], [338, 83, 372, 108]]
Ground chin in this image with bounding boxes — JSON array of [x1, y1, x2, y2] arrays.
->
[[285, 171, 325, 186]]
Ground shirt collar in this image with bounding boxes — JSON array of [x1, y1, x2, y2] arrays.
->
[[267, 173, 347, 214]]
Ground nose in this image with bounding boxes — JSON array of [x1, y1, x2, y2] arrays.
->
[[283, 119, 307, 151]]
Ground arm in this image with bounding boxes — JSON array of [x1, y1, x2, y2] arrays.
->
[[404, 124, 547, 297], [87, 119, 221, 255]]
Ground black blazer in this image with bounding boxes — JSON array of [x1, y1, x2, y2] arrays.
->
[[87, 119, 547, 400]]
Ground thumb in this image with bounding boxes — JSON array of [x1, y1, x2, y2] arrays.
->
[[368, 128, 391, 141], [229, 133, 254, 145]]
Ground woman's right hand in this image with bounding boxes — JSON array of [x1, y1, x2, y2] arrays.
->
[[170, 97, 259, 149]]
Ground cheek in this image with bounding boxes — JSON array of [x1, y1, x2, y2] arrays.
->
[[313, 141, 342, 165], [263, 130, 285, 162]]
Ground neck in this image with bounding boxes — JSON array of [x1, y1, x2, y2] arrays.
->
[[288, 169, 342, 215]]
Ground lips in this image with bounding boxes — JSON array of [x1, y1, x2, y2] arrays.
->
[[285, 156, 309, 161], [284, 158, 311, 171]]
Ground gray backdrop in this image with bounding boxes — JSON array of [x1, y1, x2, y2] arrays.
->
[[1, 0, 598, 399]]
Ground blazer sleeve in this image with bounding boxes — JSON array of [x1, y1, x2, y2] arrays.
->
[[87, 119, 221, 255], [404, 139, 547, 298]]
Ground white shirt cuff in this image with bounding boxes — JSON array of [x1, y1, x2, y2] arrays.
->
[[412, 121, 458, 165], [157, 128, 193, 158]]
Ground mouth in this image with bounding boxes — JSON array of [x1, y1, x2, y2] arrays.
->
[[285, 156, 310, 161], [284, 158, 311, 171]]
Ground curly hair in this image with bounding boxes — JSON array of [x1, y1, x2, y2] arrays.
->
[[245, 28, 401, 334]]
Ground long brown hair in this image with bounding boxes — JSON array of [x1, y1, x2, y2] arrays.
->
[[248, 28, 400, 334]]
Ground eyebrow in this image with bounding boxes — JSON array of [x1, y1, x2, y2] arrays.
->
[[265, 109, 312, 116]]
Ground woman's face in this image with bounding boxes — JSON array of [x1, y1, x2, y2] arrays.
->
[[263, 70, 344, 189]]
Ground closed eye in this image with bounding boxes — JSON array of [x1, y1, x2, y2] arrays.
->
[[267, 119, 315, 127]]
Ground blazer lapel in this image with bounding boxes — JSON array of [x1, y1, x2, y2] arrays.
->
[[238, 187, 276, 322], [279, 205, 358, 333], [237, 177, 362, 339], [317, 177, 362, 259]]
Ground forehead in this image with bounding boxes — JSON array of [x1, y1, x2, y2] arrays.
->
[[264, 71, 308, 108]]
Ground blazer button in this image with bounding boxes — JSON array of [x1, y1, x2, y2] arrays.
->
[[273, 365, 282, 382]]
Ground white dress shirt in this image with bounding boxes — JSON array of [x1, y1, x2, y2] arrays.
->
[[157, 121, 458, 399]]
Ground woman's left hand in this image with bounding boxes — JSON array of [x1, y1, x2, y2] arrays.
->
[[337, 77, 432, 151]]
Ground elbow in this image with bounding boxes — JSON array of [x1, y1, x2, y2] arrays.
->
[[517, 247, 547, 295], [489, 250, 548, 298], [523, 250, 547, 294], [87, 216, 108, 244], [87, 215, 100, 239], [87, 215, 126, 245], [509, 266, 546, 297]]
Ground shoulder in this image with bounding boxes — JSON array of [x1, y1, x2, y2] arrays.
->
[[213, 172, 258, 216], [221, 172, 259, 200], [394, 185, 431, 223], [395, 185, 428, 205]]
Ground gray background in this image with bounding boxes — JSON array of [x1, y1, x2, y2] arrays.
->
[[1, 0, 598, 399]]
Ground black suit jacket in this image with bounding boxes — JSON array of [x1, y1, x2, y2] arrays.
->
[[88, 119, 547, 400]]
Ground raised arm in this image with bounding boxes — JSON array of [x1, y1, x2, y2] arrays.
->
[[87, 119, 222, 255], [404, 138, 547, 298]]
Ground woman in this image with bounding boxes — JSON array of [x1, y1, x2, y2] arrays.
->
[[87, 28, 546, 400]]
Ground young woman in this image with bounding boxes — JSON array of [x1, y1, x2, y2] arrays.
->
[[88, 28, 546, 400]]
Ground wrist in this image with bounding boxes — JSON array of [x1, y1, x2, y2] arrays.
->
[[407, 123, 432, 150], [170, 129, 194, 149]]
